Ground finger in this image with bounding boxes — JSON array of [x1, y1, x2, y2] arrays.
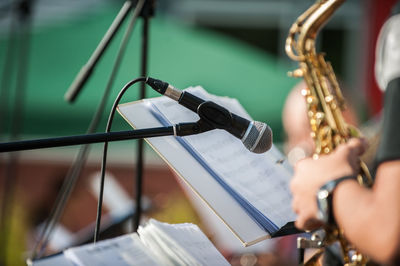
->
[[295, 213, 324, 231], [347, 138, 367, 156], [303, 218, 324, 231], [291, 196, 300, 214], [295, 217, 305, 230]]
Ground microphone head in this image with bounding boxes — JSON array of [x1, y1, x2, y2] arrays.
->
[[242, 121, 273, 153]]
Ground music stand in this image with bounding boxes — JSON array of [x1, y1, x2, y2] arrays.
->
[[31, 0, 155, 259]]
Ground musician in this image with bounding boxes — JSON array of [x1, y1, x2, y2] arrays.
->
[[290, 3, 400, 265]]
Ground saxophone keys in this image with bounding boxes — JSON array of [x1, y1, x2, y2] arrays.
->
[[325, 95, 333, 103], [306, 95, 319, 107], [301, 88, 309, 96], [333, 135, 343, 147], [315, 112, 324, 120], [324, 95, 340, 110], [288, 68, 304, 77]]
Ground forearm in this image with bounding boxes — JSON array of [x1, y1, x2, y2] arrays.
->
[[333, 181, 381, 258], [333, 161, 400, 263]]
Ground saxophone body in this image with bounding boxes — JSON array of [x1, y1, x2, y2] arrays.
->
[[285, 0, 372, 265]]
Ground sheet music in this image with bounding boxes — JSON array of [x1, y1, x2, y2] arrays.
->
[[35, 219, 229, 266], [149, 87, 296, 230], [29, 254, 76, 266], [64, 234, 160, 266], [138, 219, 230, 266]]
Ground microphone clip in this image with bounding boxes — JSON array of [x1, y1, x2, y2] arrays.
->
[[197, 101, 233, 131], [175, 101, 233, 137], [174, 119, 215, 137]]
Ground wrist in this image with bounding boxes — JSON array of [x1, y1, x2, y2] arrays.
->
[[316, 175, 357, 224]]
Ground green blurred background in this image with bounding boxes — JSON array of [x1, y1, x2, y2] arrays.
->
[[0, 0, 369, 143]]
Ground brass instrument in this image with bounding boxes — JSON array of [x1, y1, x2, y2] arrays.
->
[[285, 0, 373, 265]]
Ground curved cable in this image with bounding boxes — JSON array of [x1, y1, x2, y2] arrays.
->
[[94, 77, 147, 242]]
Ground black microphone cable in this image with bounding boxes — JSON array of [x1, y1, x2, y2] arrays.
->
[[94, 77, 146, 243]]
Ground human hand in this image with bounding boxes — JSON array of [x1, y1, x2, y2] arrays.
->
[[290, 138, 367, 230]]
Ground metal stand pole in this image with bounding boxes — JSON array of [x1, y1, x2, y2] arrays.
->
[[134, 0, 155, 232]]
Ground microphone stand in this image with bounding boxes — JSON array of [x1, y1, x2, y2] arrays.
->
[[135, 0, 155, 233], [61, 0, 155, 239], [31, 1, 147, 259], [63, 0, 137, 102], [1, 118, 213, 254], [0, 122, 208, 153]]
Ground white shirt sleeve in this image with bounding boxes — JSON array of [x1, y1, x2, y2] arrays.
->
[[375, 14, 400, 91]]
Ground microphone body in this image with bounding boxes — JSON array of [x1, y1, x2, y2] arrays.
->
[[146, 77, 272, 153]]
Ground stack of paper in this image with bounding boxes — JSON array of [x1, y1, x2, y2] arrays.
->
[[30, 219, 229, 266]]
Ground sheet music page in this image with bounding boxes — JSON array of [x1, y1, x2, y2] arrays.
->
[[29, 253, 76, 266], [138, 219, 230, 266], [149, 87, 296, 229], [63, 233, 160, 266]]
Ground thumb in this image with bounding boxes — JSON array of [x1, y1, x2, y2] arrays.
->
[[347, 138, 367, 156]]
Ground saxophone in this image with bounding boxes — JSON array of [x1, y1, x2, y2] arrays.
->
[[285, 0, 373, 265]]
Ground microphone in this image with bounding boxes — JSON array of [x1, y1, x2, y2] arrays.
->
[[145, 77, 272, 153]]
